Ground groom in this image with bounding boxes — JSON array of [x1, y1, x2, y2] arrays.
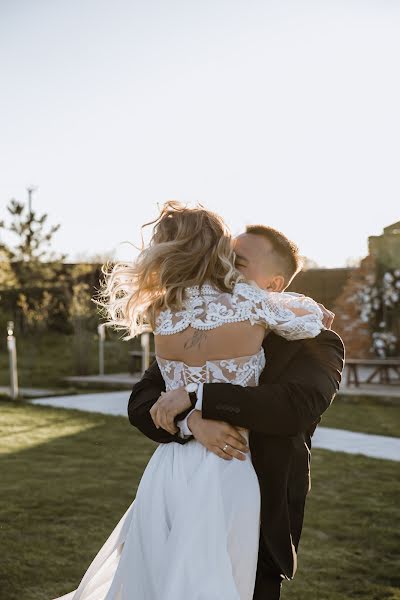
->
[[127, 224, 345, 599]]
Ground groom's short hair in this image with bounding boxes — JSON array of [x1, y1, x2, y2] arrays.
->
[[245, 224, 302, 285]]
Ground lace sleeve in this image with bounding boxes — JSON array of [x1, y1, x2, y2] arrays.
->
[[234, 282, 325, 341]]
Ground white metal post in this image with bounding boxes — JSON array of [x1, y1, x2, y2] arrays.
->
[[7, 321, 19, 400], [98, 323, 106, 375]]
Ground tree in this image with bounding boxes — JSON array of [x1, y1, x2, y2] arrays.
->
[[0, 196, 68, 288], [0, 249, 18, 289]]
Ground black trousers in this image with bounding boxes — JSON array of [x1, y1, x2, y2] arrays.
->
[[253, 568, 283, 599], [252, 533, 285, 600]]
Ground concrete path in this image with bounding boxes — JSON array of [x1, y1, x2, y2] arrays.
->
[[30, 391, 400, 462], [63, 373, 140, 389], [0, 385, 67, 398], [312, 426, 400, 462], [31, 391, 130, 417], [340, 385, 400, 398]]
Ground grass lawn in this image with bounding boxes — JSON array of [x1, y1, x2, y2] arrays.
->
[[320, 394, 400, 438], [1, 400, 399, 600]]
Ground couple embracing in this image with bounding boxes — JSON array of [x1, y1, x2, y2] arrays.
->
[[53, 200, 344, 600]]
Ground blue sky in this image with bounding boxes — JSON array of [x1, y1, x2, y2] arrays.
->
[[0, 0, 399, 267]]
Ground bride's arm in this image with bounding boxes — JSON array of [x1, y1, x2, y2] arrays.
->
[[197, 330, 344, 436], [128, 361, 194, 444]]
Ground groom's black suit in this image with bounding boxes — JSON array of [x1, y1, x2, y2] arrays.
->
[[127, 329, 345, 598]]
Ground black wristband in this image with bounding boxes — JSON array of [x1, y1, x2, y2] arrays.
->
[[188, 391, 197, 408]]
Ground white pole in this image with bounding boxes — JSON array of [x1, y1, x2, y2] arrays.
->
[[7, 321, 19, 400], [98, 323, 106, 375], [141, 332, 150, 373]]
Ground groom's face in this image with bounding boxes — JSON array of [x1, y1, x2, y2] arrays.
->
[[233, 233, 286, 292]]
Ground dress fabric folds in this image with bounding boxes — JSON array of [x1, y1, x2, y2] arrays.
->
[[53, 421, 261, 600]]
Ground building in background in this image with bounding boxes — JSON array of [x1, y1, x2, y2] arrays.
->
[[332, 221, 400, 358]]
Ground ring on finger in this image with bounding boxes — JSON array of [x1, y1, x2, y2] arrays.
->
[[222, 443, 230, 453]]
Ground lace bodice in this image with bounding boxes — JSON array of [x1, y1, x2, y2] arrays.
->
[[156, 348, 266, 392], [154, 280, 325, 341], [154, 281, 324, 398]]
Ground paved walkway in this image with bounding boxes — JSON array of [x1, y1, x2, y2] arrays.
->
[[0, 385, 66, 398], [311, 427, 400, 461], [30, 392, 400, 462], [31, 391, 130, 417], [340, 383, 400, 398], [63, 373, 140, 390]]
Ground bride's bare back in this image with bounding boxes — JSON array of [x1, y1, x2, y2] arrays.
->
[[155, 320, 266, 366], [153, 280, 325, 366]]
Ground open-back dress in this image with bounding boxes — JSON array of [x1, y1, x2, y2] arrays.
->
[[52, 281, 324, 600]]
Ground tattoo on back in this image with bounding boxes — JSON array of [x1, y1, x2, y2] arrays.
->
[[184, 330, 207, 350]]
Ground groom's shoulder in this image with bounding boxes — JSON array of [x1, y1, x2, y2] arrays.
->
[[312, 327, 344, 344], [314, 328, 345, 351], [300, 328, 345, 366]]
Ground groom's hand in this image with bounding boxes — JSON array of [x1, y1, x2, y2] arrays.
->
[[187, 411, 250, 461]]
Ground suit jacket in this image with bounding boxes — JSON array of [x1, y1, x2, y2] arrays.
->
[[127, 329, 345, 581]]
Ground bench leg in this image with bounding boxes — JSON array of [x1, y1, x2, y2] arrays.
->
[[381, 367, 389, 385], [392, 366, 400, 382], [346, 365, 359, 387]]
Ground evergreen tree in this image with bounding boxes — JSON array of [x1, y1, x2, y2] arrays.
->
[[0, 196, 68, 288]]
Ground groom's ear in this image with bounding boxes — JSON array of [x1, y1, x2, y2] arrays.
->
[[266, 275, 285, 292]]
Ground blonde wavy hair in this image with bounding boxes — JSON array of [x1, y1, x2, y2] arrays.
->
[[92, 200, 244, 340]]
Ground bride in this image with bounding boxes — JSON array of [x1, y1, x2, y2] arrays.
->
[[52, 201, 325, 600]]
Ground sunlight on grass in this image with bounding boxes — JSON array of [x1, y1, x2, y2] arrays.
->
[[0, 401, 99, 455]]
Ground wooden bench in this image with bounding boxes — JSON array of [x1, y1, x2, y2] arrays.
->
[[128, 350, 156, 375], [346, 358, 400, 387]]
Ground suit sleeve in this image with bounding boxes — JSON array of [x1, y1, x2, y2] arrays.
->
[[127, 359, 194, 444], [200, 330, 345, 436]]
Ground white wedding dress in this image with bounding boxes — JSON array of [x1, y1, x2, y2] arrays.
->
[[53, 281, 324, 600]]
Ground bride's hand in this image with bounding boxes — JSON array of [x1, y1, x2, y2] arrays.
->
[[317, 302, 335, 329], [187, 412, 250, 461], [150, 387, 192, 434]]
